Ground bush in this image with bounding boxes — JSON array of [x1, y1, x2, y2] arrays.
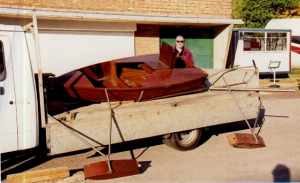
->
[[233, 0, 300, 28]]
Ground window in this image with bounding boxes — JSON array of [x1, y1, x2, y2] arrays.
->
[[241, 32, 265, 51], [0, 41, 6, 81], [240, 31, 288, 52], [267, 32, 287, 51]]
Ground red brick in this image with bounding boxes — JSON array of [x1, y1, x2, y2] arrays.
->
[[0, 0, 232, 18]]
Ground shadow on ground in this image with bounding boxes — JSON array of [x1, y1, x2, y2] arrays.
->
[[272, 164, 291, 182]]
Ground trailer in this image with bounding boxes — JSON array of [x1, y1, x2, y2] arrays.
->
[[227, 28, 291, 75], [47, 67, 262, 154], [0, 14, 264, 167], [266, 19, 300, 68]]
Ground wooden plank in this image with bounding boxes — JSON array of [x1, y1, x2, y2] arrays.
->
[[6, 167, 69, 183], [84, 159, 140, 180], [32, 13, 47, 128], [47, 91, 260, 155], [210, 87, 296, 92], [227, 133, 266, 148]]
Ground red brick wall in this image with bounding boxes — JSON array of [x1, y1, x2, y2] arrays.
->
[[0, 0, 232, 18]]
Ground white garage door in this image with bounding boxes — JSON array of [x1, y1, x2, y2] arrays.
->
[[39, 31, 135, 76]]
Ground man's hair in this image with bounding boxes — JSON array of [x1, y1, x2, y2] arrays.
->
[[176, 35, 184, 40]]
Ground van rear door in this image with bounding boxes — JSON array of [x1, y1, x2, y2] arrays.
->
[[0, 35, 18, 153]]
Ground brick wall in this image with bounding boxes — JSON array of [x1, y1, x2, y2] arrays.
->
[[0, 1, 234, 56], [135, 24, 160, 55], [0, 0, 232, 18]]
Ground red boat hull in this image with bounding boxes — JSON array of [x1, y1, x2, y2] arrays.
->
[[46, 43, 208, 113], [64, 68, 207, 102]]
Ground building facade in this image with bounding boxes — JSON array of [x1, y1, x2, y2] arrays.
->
[[0, 0, 239, 69], [0, 0, 232, 17]]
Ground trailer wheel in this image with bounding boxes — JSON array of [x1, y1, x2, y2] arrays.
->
[[163, 129, 203, 151]]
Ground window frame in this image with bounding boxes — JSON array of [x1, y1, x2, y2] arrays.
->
[[266, 32, 288, 51], [240, 31, 266, 52], [240, 30, 289, 53]]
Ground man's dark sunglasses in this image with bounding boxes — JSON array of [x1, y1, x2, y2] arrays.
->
[[176, 40, 184, 43]]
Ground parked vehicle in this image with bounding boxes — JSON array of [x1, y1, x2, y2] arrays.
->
[[227, 28, 291, 75], [266, 18, 300, 68]]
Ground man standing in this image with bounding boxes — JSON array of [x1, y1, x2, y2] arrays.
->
[[174, 35, 195, 68]]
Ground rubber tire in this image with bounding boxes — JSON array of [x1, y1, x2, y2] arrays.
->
[[163, 128, 203, 151]]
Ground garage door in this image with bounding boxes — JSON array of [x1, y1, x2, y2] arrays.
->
[[160, 27, 214, 69], [38, 30, 135, 76]]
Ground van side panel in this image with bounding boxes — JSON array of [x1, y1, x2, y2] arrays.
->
[[0, 32, 18, 153], [13, 31, 39, 151]]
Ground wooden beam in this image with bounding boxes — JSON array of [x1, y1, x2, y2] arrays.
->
[[32, 13, 47, 128], [210, 87, 296, 92], [6, 167, 69, 183], [227, 133, 266, 148]]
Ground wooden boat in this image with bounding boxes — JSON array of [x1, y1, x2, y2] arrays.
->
[[47, 43, 208, 104]]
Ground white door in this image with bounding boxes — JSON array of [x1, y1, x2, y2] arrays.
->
[[0, 35, 18, 153], [38, 31, 135, 76]]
